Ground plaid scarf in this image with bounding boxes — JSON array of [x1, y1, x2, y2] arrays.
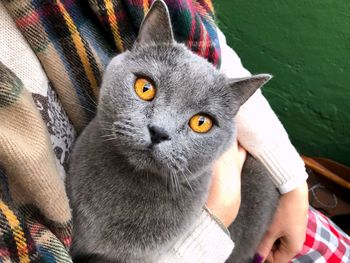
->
[[0, 0, 220, 261]]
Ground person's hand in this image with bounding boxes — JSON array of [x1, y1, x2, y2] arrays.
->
[[206, 140, 247, 227], [255, 181, 309, 263]]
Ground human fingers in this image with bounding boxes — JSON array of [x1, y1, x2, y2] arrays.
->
[[268, 235, 304, 263], [254, 229, 278, 263]]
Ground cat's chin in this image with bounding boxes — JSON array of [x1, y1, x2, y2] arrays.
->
[[125, 148, 161, 173], [125, 146, 186, 178]]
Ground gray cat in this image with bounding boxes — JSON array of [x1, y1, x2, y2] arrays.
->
[[67, 1, 279, 262]]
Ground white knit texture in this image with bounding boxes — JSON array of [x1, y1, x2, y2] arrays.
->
[[217, 29, 308, 193], [160, 210, 234, 263], [0, 2, 48, 96]]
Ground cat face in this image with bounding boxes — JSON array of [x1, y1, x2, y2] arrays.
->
[[97, 0, 270, 185], [99, 43, 235, 177]]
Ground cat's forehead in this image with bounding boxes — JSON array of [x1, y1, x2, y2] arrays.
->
[[129, 44, 222, 82], [126, 44, 228, 96]]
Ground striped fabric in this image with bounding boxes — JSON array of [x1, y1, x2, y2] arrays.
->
[[1, 0, 220, 261], [0, 61, 72, 262]]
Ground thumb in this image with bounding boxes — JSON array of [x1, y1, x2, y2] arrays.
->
[[237, 144, 247, 166], [254, 232, 276, 263]]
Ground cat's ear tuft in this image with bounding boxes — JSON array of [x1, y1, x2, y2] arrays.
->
[[135, 0, 174, 46], [229, 74, 272, 105]]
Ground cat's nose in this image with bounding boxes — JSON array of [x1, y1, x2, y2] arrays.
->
[[148, 125, 171, 144]]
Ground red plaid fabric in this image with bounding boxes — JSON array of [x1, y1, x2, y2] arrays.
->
[[292, 207, 350, 263]]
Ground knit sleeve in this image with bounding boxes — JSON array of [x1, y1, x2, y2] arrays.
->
[[217, 29, 308, 194], [159, 209, 234, 263]]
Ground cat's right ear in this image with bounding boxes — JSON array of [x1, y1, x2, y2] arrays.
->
[[134, 0, 174, 47], [229, 74, 272, 105]]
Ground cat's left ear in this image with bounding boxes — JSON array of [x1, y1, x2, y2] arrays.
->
[[229, 74, 272, 105], [135, 0, 174, 46]]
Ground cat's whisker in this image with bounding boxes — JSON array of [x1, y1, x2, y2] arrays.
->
[[163, 163, 172, 195], [181, 143, 191, 153], [179, 170, 193, 192], [82, 99, 97, 112], [175, 172, 181, 193], [113, 125, 139, 135], [97, 107, 113, 117], [169, 170, 178, 194], [98, 120, 114, 126], [181, 165, 194, 182], [169, 153, 187, 173], [113, 126, 134, 134], [120, 127, 145, 141], [72, 88, 98, 111], [169, 172, 175, 195], [113, 120, 136, 126], [176, 149, 197, 178], [169, 154, 193, 192], [164, 168, 169, 196], [100, 127, 115, 132], [100, 134, 116, 138], [114, 130, 137, 139], [174, 172, 181, 194], [98, 126, 113, 131], [83, 90, 98, 107], [100, 134, 115, 139], [71, 88, 98, 109], [166, 155, 187, 193], [66, 101, 96, 115], [177, 170, 193, 192], [166, 163, 179, 194], [102, 137, 118, 142]]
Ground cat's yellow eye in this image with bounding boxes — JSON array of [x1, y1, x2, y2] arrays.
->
[[134, 77, 156, 101], [189, 114, 213, 133]]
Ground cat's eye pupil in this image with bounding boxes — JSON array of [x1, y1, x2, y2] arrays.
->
[[143, 83, 151, 93], [198, 116, 205, 126]]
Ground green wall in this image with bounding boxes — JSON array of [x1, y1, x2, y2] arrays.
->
[[215, 1, 350, 166]]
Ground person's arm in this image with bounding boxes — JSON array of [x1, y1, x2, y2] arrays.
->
[[217, 29, 309, 263]]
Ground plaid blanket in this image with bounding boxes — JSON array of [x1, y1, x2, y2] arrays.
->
[[1, 0, 219, 261], [293, 208, 350, 263], [0, 0, 349, 262]]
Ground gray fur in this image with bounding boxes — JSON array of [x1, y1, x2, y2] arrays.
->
[[228, 155, 279, 262], [67, 1, 278, 262]]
